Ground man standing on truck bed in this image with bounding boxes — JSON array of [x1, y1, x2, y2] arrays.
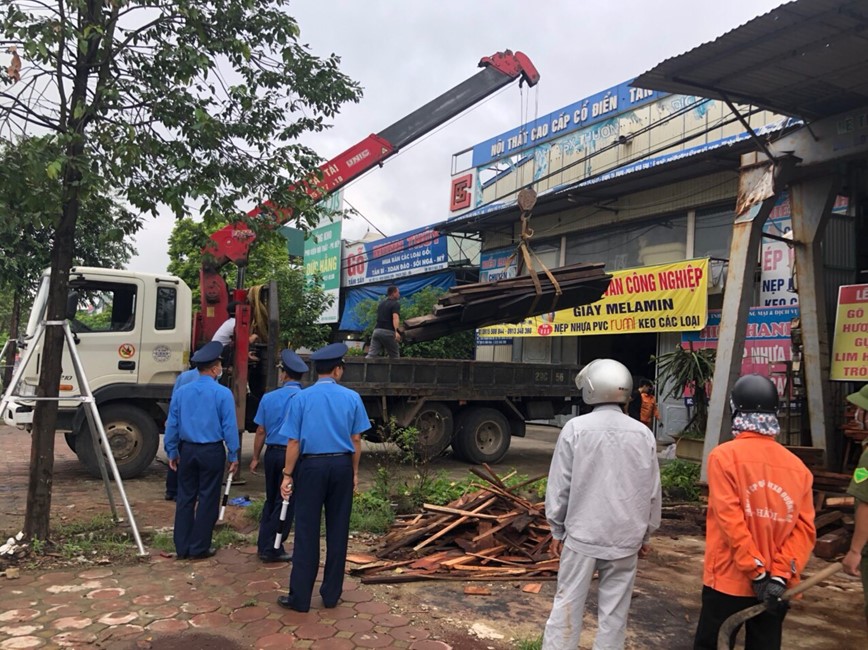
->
[[543, 358, 661, 650], [277, 343, 369, 612], [366, 285, 402, 358], [249, 349, 308, 563], [164, 341, 240, 559]]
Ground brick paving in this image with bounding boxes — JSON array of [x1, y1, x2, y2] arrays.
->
[[0, 546, 455, 649], [0, 427, 467, 649]]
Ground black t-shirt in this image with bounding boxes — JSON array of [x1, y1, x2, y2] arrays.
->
[[375, 298, 400, 330]]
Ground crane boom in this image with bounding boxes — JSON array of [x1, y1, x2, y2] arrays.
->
[[195, 51, 539, 452], [205, 50, 539, 269]]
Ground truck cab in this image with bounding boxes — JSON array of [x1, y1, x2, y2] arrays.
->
[[5, 267, 193, 478]]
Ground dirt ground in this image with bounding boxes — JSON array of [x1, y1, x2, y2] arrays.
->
[[1, 424, 865, 648]]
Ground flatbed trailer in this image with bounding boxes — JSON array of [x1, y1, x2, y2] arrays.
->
[[339, 356, 578, 463]]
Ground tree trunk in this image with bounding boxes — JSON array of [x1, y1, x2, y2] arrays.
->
[[2, 291, 19, 388], [23, 0, 100, 537], [23, 195, 79, 540]]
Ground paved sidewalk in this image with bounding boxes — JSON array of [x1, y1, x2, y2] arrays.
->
[[0, 547, 453, 649]]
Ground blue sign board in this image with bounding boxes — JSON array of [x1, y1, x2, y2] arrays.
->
[[471, 80, 661, 168], [342, 226, 448, 287]]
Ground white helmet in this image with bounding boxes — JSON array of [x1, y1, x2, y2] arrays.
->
[[575, 359, 633, 405]]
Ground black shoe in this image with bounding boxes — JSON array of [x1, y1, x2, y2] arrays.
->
[[164, 494, 176, 501], [259, 552, 292, 563], [276, 595, 308, 612], [189, 547, 217, 559]]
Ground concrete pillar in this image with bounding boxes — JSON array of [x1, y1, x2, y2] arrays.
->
[[701, 153, 795, 481], [788, 175, 841, 467]]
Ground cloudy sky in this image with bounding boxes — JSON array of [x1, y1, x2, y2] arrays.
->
[[128, 0, 787, 274]]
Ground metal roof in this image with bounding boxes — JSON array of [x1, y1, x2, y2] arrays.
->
[[632, 0, 868, 121]]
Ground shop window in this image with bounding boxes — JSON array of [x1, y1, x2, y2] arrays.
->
[[565, 215, 687, 270], [694, 205, 735, 260], [155, 287, 177, 330]]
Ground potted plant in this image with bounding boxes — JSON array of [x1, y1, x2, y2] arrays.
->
[[653, 343, 716, 462]]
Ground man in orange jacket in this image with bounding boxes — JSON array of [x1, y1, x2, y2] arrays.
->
[[693, 374, 815, 650]]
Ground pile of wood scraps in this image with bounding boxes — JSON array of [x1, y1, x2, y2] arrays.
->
[[811, 469, 855, 559], [401, 262, 611, 342], [349, 465, 557, 585]]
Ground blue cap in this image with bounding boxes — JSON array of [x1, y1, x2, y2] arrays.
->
[[309, 342, 348, 362], [191, 340, 224, 364], [280, 349, 309, 374]]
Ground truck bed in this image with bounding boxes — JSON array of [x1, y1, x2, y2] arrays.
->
[[341, 357, 579, 400]]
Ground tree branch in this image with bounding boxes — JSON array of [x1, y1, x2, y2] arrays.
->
[[0, 87, 61, 132], [56, 0, 67, 128]]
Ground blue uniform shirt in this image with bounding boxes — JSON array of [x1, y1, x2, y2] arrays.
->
[[164, 375, 240, 462], [173, 368, 199, 395], [254, 381, 302, 446], [280, 378, 369, 454]]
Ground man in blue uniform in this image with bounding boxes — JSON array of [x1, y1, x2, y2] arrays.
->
[[249, 349, 308, 563], [165, 356, 204, 501], [276, 343, 370, 612], [164, 341, 240, 559]]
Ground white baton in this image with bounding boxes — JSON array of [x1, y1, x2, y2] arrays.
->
[[274, 498, 290, 550], [218, 472, 233, 521]]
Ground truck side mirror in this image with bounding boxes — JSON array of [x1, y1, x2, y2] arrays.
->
[[66, 291, 80, 320]]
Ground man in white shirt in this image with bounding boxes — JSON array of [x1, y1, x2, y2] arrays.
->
[[211, 301, 239, 347], [543, 359, 661, 650]]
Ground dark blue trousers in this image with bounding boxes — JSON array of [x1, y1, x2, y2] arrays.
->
[[258, 445, 295, 557], [174, 442, 225, 558], [166, 466, 178, 498], [287, 454, 353, 611]]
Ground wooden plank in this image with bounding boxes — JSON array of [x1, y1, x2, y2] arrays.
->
[[413, 496, 498, 551], [346, 553, 379, 564], [409, 551, 458, 571], [825, 496, 855, 507], [814, 510, 844, 531], [471, 513, 520, 543], [422, 503, 501, 520], [447, 565, 529, 574], [814, 528, 851, 559], [522, 583, 543, 594], [361, 573, 558, 585], [464, 585, 492, 596]]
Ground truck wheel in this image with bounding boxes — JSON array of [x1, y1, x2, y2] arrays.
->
[[64, 431, 77, 453], [452, 407, 511, 465], [411, 402, 453, 459], [75, 404, 159, 480]]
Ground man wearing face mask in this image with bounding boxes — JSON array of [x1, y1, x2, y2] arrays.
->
[[693, 374, 815, 650], [164, 341, 240, 560], [249, 349, 308, 563]]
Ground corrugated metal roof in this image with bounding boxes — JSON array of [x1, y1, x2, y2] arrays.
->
[[632, 0, 868, 120]]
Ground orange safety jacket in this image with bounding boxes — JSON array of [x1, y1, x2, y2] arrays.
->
[[703, 431, 816, 597], [640, 393, 660, 427]]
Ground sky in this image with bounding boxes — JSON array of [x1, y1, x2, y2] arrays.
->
[[127, 0, 788, 274]]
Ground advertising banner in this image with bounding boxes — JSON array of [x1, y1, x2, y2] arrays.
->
[[682, 306, 799, 396], [759, 193, 848, 307], [304, 219, 342, 324], [478, 258, 708, 338], [342, 226, 448, 287], [831, 284, 868, 381]]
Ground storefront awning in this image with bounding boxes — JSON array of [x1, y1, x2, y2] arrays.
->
[[632, 0, 868, 121]]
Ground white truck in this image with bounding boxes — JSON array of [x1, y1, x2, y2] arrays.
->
[[5, 267, 193, 478], [6, 266, 585, 479]]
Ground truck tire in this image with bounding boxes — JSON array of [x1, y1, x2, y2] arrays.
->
[[411, 402, 453, 459], [64, 431, 77, 453], [75, 404, 159, 480], [452, 407, 511, 465]]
